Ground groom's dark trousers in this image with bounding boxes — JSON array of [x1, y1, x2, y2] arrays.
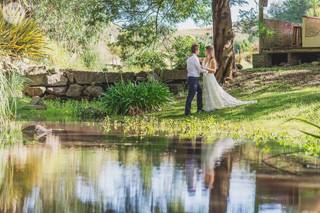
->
[[185, 76, 203, 115]]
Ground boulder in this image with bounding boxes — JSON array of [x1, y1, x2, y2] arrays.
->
[[71, 71, 106, 85], [26, 74, 47, 86], [22, 124, 52, 140], [122, 72, 136, 82], [24, 86, 46, 97], [46, 87, 67, 96], [162, 70, 187, 82], [65, 71, 75, 83], [136, 71, 148, 81], [66, 84, 83, 98], [47, 72, 68, 86], [83, 86, 103, 98], [106, 72, 121, 83], [26, 66, 47, 75], [29, 96, 47, 110]]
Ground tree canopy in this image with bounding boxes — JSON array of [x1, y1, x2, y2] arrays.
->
[[268, 0, 311, 23]]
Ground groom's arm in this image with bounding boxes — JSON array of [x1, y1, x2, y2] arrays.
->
[[193, 57, 207, 74]]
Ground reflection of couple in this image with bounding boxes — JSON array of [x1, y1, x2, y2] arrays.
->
[[185, 44, 256, 116], [202, 138, 236, 190]]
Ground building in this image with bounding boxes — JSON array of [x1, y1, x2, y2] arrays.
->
[[253, 0, 320, 67]]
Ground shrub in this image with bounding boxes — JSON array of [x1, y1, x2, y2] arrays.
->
[[0, 12, 46, 59], [171, 36, 196, 69], [129, 50, 168, 71], [101, 80, 171, 115]]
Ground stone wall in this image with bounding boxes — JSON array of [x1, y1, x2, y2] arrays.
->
[[23, 67, 187, 99]]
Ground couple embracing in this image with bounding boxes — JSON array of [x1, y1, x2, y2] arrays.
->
[[185, 44, 256, 116]]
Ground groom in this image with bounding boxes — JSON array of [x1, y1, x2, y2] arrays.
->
[[185, 44, 207, 116]]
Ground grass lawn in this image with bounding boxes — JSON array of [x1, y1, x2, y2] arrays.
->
[[17, 65, 320, 155]]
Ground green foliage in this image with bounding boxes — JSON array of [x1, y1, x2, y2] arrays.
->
[[82, 49, 98, 69], [129, 50, 167, 71], [0, 67, 24, 126], [268, 0, 311, 23], [234, 39, 253, 53], [31, 0, 109, 52], [289, 118, 320, 139], [0, 12, 46, 59], [306, 0, 320, 16], [170, 36, 196, 69], [101, 80, 171, 115]]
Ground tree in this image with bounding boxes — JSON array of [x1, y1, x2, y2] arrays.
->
[[212, 0, 248, 83], [307, 0, 320, 16], [268, 0, 311, 23]]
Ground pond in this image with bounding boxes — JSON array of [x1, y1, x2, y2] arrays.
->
[[0, 123, 319, 213]]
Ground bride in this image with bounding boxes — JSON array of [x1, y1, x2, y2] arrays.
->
[[202, 45, 256, 112]]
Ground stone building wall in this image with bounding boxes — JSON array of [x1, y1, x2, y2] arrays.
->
[[23, 67, 187, 99]]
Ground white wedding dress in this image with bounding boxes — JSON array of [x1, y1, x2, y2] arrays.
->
[[203, 61, 257, 112]]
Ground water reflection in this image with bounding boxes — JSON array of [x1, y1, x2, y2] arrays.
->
[[0, 127, 318, 213]]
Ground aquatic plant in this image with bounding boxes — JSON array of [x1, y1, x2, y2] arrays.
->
[[101, 80, 172, 115]]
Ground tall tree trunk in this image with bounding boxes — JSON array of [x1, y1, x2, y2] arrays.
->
[[212, 0, 237, 83]]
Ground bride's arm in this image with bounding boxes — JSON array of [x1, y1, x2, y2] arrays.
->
[[205, 59, 217, 73]]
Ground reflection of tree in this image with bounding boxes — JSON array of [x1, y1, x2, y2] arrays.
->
[[209, 154, 232, 213]]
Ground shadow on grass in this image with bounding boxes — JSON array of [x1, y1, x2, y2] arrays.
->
[[159, 89, 320, 121]]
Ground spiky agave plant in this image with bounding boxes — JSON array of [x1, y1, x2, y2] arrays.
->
[[288, 118, 320, 139], [0, 9, 47, 59]]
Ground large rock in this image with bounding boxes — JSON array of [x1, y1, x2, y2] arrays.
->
[[136, 71, 148, 81], [66, 84, 83, 98], [24, 86, 46, 97], [65, 71, 75, 83], [47, 72, 68, 86], [83, 86, 103, 98], [122, 72, 136, 82], [105, 72, 121, 83], [26, 74, 47, 86], [162, 70, 187, 82], [71, 71, 106, 85], [46, 87, 67, 96], [29, 96, 47, 110], [26, 66, 47, 75]]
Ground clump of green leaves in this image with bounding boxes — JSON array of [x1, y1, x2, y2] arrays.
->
[[129, 50, 167, 71], [0, 11, 46, 59], [101, 80, 171, 115], [0, 67, 24, 126], [170, 36, 196, 69]]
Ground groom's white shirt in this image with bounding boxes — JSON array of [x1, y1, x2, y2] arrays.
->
[[187, 54, 206, 77]]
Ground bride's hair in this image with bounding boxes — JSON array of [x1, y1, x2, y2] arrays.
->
[[205, 45, 214, 60]]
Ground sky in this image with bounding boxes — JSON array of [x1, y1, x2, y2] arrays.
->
[[177, 0, 282, 29]]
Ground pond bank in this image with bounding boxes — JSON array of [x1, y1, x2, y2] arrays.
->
[[17, 66, 320, 156]]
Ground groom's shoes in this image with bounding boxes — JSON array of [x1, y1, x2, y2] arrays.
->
[[197, 110, 204, 114]]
